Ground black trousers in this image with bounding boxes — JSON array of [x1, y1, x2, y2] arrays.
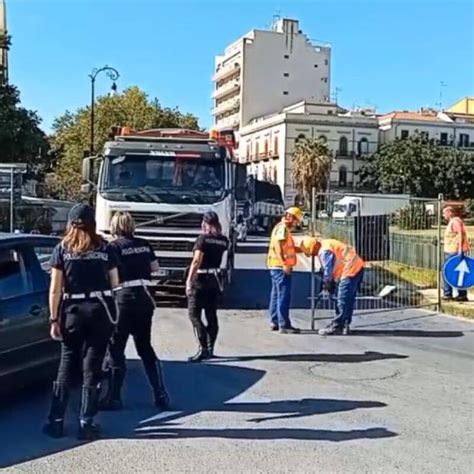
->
[[56, 299, 114, 388], [188, 275, 220, 349], [107, 288, 158, 378]]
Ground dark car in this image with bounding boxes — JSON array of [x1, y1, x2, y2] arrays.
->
[[0, 234, 60, 396]]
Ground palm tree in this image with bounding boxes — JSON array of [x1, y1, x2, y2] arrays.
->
[[291, 137, 332, 207], [0, 33, 11, 50]]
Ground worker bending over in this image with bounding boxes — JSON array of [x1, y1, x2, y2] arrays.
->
[[302, 237, 364, 335]]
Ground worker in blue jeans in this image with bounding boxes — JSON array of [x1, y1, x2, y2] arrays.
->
[[267, 208, 303, 334]]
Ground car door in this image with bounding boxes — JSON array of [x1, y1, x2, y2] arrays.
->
[[0, 238, 59, 391]]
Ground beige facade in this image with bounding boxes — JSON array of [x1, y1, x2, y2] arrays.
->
[[212, 18, 331, 134], [239, 102, 379, 205], [379, 106, 474, 150]]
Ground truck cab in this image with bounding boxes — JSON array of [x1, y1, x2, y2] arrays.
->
[[82, 128, 244, 289]]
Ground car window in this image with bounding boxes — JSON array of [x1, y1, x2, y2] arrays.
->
[[34, 245, 56, 273], [0, 247, 33, 300]]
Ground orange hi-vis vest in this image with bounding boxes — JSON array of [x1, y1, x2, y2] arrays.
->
[[321, 239, 364, 280], [267, 222, 297, 268], [444, 217, 469, 253]]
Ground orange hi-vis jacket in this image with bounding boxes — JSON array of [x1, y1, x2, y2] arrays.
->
[[320, 239, 364, 280], [444, 217, 469, 253], [267, 222, 297, 268]]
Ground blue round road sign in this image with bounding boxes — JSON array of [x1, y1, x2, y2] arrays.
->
[[443, 254, 474, 290]]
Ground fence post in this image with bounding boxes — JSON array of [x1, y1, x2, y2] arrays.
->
[[310, 187, 316, 330], [437, 193, 443, 311]]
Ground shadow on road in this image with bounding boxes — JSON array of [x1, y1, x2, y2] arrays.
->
[[135, 427, 396, 442], [224, 269, 311, 310], [210, 351, 408, 364], [350, 329, 464, 338], [0, 358, 395, 468]]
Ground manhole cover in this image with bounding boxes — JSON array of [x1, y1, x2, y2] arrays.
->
[[309, 362, 401, 382]]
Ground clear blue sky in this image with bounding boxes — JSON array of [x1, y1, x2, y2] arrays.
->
[[7, 0, 474, 133]]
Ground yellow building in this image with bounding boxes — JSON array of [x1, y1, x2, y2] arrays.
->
[[447, 97, 474, 117]]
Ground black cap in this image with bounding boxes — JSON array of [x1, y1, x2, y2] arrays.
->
[[68, 203, 95, 226]]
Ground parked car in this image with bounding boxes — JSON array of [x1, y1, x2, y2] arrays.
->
[[0, 234, 60, 396]]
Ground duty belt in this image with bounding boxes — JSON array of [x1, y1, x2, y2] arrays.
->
[[197, 268, 224, 292], [63, 290, 113, 300], [62, 290, 117, 325], [115, 279, 156, 309]]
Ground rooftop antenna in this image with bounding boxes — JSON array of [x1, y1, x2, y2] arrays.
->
[[331, 87, 342, 105], [271, 8, 281, 29], [437, 81, 447, 110]]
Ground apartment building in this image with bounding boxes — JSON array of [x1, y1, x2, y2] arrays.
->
[[212, 18, 331, 134]]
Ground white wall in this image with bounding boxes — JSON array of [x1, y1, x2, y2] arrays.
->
[[241, 30, 330, 127]]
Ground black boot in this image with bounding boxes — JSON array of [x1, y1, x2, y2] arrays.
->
[[145, 358, 170, 410], [188, 327, 210, 363], [188, 347, 210, 363], [43, 381, 69, 438], [78, 385, 101, 441], [207, 331, 217, 359], [99, 368, 125, 411]]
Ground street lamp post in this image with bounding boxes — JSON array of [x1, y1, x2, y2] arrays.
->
[[89, 66, 120, 154]]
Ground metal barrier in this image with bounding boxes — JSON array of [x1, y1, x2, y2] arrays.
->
[[309, 191, 446, 328]]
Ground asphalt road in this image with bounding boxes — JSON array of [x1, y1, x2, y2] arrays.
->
[[1, 237, 473, 473]]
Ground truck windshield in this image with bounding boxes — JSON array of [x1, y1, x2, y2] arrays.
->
[[100, 154, 225, 204]]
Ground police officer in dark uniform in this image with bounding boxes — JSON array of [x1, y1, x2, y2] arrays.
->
[[186, 211, 229, 362], [100, 211, 170, 410], [43, 204, 118, 440]]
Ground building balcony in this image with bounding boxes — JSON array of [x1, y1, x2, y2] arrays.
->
[[215, 115, 240, 130], [213, 60, 241, 82], [212, 79, 241, 100], [213, 97, 240, 117]]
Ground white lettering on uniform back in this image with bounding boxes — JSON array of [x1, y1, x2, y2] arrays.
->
[[121, 246, 150, 256]]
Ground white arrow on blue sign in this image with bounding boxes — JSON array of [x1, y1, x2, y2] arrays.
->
[[443, 254, 474, 290]]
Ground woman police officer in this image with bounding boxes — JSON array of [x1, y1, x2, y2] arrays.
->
[[43, 204, 119, 440], [186, 211, 229, 362], [100, 211, 170, 410]]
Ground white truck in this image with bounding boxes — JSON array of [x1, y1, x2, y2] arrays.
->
[[81, 128, 246, 292], [332, 194, 411, 219]]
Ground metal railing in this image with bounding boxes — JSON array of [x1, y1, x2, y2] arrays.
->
[[308, 191, 448, 325]]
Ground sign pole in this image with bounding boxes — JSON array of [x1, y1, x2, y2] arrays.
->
[[10, 167, 14, 232], [437, 193, 443, 311]]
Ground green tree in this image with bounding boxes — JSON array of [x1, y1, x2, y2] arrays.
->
[[47, 86, 201, 199], [359, 134, 474, 199], [291, 138, 331, 206], [0, 83, 51, 177]]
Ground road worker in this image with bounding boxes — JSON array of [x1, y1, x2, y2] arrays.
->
[[100, 211, 170, 410], [266, 207, 303, 334], [43, 204, 118, 440], [186, 212, 229, 362], [443, 206, 470, 302], [301, 236, 364, 335]]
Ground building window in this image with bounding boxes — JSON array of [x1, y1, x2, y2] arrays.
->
[[274, 137, 279, 156], [295, 134, 306, 143], [319, 135, 327, 144], [401, 130, 409, 139], [339, 166, 348, 188], [283, 72, 289, 77], [358, 137, 369, 156], [246, 144, 250, 161], [321, 77, 328, 83], [273, 167, 278, 183], [420, 131, 429, 140], [324, 59, 329, 66], [255, 142, 260, 158], [284, 54, 289, 59], [264, 139, 269, 157], [283, 91, 289, 95], [339, 136, 348, 156], [440, 132, 448, 146], [459, 133, 470, 147]]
